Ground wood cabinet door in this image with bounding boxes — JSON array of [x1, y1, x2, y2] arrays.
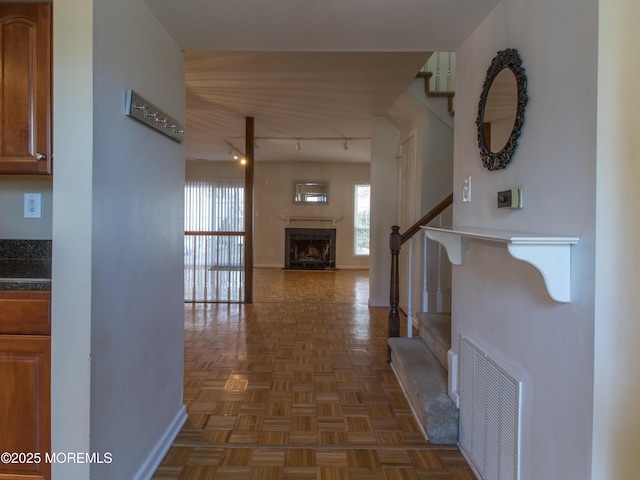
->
[[0, 335, 50, 480], [0, 4, 52, 175], [0, 291, 51, 335]]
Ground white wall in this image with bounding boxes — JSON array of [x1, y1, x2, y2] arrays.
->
[[0, 177, 52, 239], [186, 159, 244, 180], [420, 110, 453, 216], [453, 0, 597, 479], [52, 0, 186, 479], [253, 161, 370, 269], [51, 1, 94, 477], [369, 117, 400, 306], [593, 0, 640, 478], [385, 88, 454, 317], [417, 106, 453, 315], [186, 160, 369, 269]]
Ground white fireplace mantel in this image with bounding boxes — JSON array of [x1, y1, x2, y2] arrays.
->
[[279, 215, 343, 226], [422, 226, 579, 303]]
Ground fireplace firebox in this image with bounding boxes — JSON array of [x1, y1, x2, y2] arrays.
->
[[285, 228, 336, 270]]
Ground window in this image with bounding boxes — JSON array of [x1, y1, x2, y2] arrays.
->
[[184, 180, 245, 302], [354, 184, 370, 256], [184, 180, 244, 232]]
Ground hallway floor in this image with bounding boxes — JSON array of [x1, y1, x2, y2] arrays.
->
[[152, 268, 475, 479]]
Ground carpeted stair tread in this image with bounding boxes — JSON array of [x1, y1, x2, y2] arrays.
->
[[417, 312, 451, 371], [388, 336, 458, 445]]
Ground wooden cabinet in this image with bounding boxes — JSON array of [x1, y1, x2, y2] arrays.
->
[[0, 291, 51, 335], [0, 291, 51, 480], [0, 4, 52, 175]]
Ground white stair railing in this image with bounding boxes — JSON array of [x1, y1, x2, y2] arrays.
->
[[421, 52, 456, 92], [388, 193, 452, 343], [415, 213, 446, 317], [407, 237, 414, 338], [422, 232, 429, 312], [436, 214, 444, 313]]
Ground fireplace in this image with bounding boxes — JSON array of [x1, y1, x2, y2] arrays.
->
[[285, 228, 336, 270]]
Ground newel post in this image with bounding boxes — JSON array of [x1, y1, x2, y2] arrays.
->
[[388, 225, 402, 346]]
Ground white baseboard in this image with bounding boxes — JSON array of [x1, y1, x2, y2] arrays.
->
[[254, 264, 370, 270], [447, 350, 460, 408], [133, 404, 187, 480]]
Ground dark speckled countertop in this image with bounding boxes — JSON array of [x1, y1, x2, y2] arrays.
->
[[0, 240, 51, 291]]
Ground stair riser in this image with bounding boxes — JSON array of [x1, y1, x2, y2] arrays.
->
[[417, 313, 451, 370], [388, 337, 459, 445]]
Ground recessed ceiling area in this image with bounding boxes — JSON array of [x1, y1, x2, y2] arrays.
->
[[145, 0, 499, 52], [145, 0, 501, 163], [185, 51, 430, 162]]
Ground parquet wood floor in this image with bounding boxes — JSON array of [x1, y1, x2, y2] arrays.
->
[[152, 268, 475, 480]]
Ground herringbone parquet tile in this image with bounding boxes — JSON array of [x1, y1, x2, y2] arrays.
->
[[152, 269, 475, 479]]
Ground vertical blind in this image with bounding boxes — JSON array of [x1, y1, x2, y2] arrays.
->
[[184, 180, 245, 302], [184, 180, 244, 232]]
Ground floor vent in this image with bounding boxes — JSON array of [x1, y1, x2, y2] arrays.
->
[[459, 335, 521, 480]]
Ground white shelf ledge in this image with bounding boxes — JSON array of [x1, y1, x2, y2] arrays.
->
[[279, 215, 343, 226], [422, 226, 579, 303]]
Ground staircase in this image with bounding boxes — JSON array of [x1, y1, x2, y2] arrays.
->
[[416, 71, 455, 117], [386, 193, 458, 445], [388, 312, 458, 445], [417, 51, 456, 116]]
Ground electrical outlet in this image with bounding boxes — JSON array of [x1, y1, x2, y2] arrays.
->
[[24, 193, 42, 218]]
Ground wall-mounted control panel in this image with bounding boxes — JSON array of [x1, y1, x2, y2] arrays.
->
[[497, 188, 523, 209]]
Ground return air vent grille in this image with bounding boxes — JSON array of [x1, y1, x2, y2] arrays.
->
[[459, 335, 521, 480]]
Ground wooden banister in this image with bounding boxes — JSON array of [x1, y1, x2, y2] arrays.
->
[[400, 193, 454, 244], [388, 193, 453, 354]]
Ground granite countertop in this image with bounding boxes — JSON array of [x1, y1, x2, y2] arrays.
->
[[0, 240, 51, 291]]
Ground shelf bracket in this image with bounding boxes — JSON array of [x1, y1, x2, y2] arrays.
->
[[423, 226, 578, 303], [424, 229, 463, 265], [507, 242, 573, 302]]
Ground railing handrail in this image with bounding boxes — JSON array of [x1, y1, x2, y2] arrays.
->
[[387, 192, 453, 357], [400, 193, 453, 244], [184, 230, 245, 236]]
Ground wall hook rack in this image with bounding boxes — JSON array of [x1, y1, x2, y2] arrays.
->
[[125, 89, 184, 143]]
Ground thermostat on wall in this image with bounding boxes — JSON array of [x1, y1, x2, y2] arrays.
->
[[497, 189, 523, 209]]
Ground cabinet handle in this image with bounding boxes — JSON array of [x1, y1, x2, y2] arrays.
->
[[36, 153, 46, 160]]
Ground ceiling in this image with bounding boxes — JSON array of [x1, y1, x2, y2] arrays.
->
[[144, 0, 501, 163]]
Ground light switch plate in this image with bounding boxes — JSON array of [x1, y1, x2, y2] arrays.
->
[[24, 193, 42, 218], [462, 176, 471, 202]]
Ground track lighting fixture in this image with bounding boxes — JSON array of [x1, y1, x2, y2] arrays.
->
[[223, 139, 247, 164], [222, 136, 371, 158]]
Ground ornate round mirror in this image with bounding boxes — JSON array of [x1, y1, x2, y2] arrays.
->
[[476, 49, 527, 171]]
